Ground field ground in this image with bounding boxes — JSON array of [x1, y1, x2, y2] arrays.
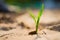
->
[[0, 9, 60, 40]]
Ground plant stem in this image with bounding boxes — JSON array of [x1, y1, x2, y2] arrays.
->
[[36, 18, 40, 33], [36, 3, 44, 34]]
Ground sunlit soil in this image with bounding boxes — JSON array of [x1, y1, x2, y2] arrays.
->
[[0, 9, 60, 40]]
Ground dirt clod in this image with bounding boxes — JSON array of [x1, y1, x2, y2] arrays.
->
[[29, 31, 37, 35]]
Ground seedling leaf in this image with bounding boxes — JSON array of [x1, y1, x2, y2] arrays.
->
[[38, 3, 44, 19], [29, 11, 36, 23], [36, 3, 44, 33], [29, 3, 44, 34]]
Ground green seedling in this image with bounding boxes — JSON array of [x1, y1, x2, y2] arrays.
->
[[29, 4, 44, 34]]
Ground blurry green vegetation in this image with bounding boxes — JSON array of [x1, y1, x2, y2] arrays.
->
[[5, 0, 42, 4], [5, 0, 42, 8]]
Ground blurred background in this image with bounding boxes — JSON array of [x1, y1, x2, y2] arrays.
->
[[0, 0, 42, 12], [0, 0, 60, 25], [0, 0, 60, 12]]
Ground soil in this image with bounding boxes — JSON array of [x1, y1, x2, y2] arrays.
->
[[0, 9, 60, 40], [29, 31, 37, 35]]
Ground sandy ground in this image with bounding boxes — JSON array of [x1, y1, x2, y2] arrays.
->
[[0, 9, 60, 40]]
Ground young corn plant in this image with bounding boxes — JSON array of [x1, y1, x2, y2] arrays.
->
[[29, 4, 44, 34]]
